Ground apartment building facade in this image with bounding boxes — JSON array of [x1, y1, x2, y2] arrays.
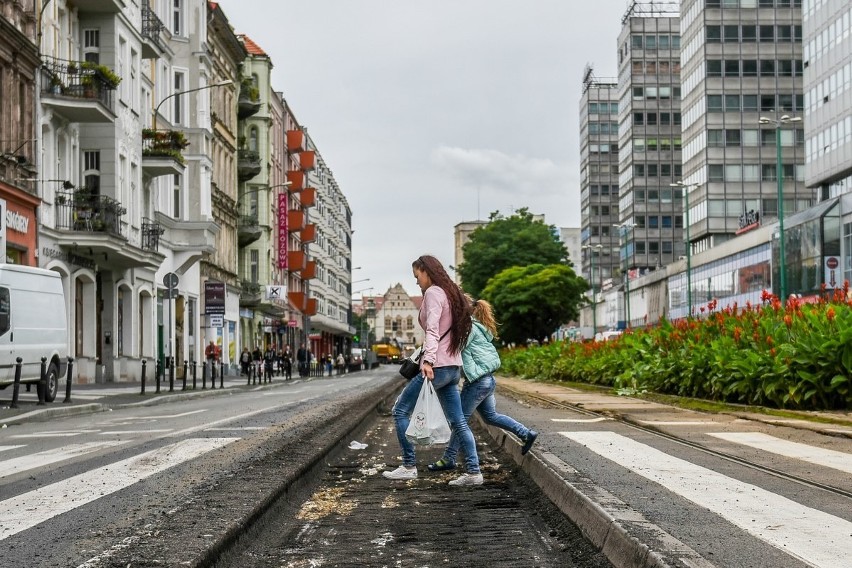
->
[[0, 0, 38, 266]]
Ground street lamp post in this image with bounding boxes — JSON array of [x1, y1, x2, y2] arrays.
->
[[153, 80, 233, 131], [759, 114, 801, 302], [582, 244, 603, 337], [671, 181, 701, 317], [613, 223, 637, 328]]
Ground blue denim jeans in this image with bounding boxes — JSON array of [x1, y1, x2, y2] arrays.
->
[[391, 366, 480, 473], [442, 374, 531, 464]]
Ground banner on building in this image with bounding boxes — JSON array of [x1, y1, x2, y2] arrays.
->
[[278, 192, 288, 269], [204, 280, 226, 315], [266, 285, 286, 300]]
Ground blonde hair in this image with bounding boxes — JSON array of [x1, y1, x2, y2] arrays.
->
[[466, 294, 498, 337]]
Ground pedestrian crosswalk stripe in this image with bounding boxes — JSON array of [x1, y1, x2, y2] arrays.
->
[[0, 441, 123, 479], [550, 417, 611, 423], [708, 432, 852, 475], [0, 438, 238, 541], [560, 431, 852, 568], [0, 445, 25, 453]]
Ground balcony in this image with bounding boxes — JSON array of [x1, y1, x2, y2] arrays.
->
[[237, 79, 262, 119], [288, 209, 305, 232], [54, 190, 126, 237], [238, 214, 262, 246], [238, 149, 262, 181], [240, 280, 262, 307], [72, 0, 124, 12], [286, 170, 305, 191], [141, 0, 166, 59], [142, 129, 187, 177], [141, 217, 164, 251], [305, 298, 318, 316], [49, 190, 162, 270], [300, 223, 316, 243], [299, 150, 316, 171], [40, 56, 117, 123], [299, 187, 317, 208], [300, 260, 317, 280], [288, 290, 307, 311], [288, 250, 307, 271], [286, 130, 306, 152]]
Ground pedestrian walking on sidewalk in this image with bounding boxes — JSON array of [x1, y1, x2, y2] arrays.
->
[[428, 297, 537, 473], [382, 254, 482, 487]]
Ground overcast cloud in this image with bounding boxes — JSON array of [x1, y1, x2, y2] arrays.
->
[[224, 0, 629, 296]]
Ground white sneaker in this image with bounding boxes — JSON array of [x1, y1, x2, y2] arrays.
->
[[382, 466, 417, 480], [448, 473, 483, 486]]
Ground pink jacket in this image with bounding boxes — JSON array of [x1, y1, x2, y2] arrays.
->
[[419, 285, 461, 368]]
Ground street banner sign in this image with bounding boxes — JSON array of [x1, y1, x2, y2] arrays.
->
[[205, 280, 226, 315]]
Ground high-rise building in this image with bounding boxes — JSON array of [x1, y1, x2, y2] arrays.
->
[[802, 0, 852, 201], [579, 68, 620, 294], [680, 0, 806, 255]]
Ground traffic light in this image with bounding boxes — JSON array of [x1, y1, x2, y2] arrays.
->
[[353, 335, 360, 343]]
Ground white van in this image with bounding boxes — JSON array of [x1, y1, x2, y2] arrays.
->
[[0, 265, 68, 402]]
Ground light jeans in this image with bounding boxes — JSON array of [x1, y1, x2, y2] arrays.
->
[[441, 374, 531, 465], [391, 366, 480, 473]]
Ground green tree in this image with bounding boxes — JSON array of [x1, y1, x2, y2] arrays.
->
[[457, 208, 569, 297], [482, 263, 587, 345]]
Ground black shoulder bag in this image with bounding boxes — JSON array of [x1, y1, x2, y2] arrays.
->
[[399, 329, 450, 380]]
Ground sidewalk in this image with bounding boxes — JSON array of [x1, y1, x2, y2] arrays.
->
[[0, 371, 311, 426]]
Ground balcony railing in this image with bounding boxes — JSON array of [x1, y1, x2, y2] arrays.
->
[[141, 0, 166, 57], [142, 129, 188, 163], [237, 149, 262, 181], [54, 190, 127, 237], [40, 56, 117, 111], [237, 214, 262, 246], [238, 79, 261, 119], [141, 217, 164, 251], [240, 280, 262, 305]]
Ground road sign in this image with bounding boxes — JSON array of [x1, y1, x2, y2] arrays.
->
[[163, 288, 180, 299], [163, 272, 179, 289]]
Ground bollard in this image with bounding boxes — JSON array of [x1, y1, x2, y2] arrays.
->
[[141, 359, 147, 395], [247, 362, 252, 385], [10, 357, 23, 409], [182, 360, 188, 391], [63, 357, 74, 403], [37, 357, 47, 405], [155, 359, 162, 393], [220, 362, 224, 388], [202, 361, 207, 389], [210, 361, 216, 390], [191, 359, 197, 390], [168, 356, 175, 392]]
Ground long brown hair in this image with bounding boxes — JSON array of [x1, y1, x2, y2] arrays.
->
[[412, 255, 472, 355]]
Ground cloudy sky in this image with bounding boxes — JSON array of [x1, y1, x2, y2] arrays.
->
[[224, 0, 630, 297]]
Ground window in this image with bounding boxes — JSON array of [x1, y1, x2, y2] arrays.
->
[[632, 35, 643, 49], [742, 95, 758, 111], [741, 25, 757, 42], [662, 216, 673, 228], [725, 94, 741, 110], [709, 164, 724, 182], [633, 112, 644, 125], [726, 130, 741, 147], [173, 71, 185, 125], [173, 173, 181, 219], [647, 112, 657, 125], [707, 26, 721, 43], [725, 60, 740, 76], [723, 25, 739, 42], [172, 0, 184, 36], [250, 249, 259, 283], [761, 94, 775, 111], [760, 60, 775, 76], [742, 60, 757, 76], [760, 25, 774, 42], [708, 95, 723, 111], [645, 35, 657, 49], [84, 151, 100, 195], [83, 29, 100, 63], [660, 112, 670, 125], [708, 60, 722, 77]]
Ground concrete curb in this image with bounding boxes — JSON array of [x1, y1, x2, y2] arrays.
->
[[477, 419, 671, 568]]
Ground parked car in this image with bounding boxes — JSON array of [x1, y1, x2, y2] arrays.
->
[[594, 330, 623, 342]]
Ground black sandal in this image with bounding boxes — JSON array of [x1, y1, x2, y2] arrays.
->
[[427, 459, 456, 472]]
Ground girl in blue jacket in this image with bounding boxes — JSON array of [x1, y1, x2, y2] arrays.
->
[[428, 297, 538, 472]]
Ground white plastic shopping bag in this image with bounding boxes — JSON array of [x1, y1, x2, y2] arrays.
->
[[404, 380, 451, 445]]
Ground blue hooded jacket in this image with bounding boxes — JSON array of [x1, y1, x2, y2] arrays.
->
[[461, 320, 501, 382]]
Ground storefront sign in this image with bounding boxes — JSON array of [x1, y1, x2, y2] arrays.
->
[[204, 280, 226, 315], [736, 209, 760, 235], [41, 247, 96, 270]]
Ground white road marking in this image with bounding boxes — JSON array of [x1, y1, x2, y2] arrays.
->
[[708, 432, 852, 475], [0, 445, 25, 453], [550, 417, 611, 423], [204, 427, 266, 431], [561, 431, 852, 568], [98, 430, 172, 435], [0, 442, 123, 479], [636, 420, 720, 426], [132, 410, 208, 419], [9, 431, 96, 439], [0, 437, 238, 541]]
